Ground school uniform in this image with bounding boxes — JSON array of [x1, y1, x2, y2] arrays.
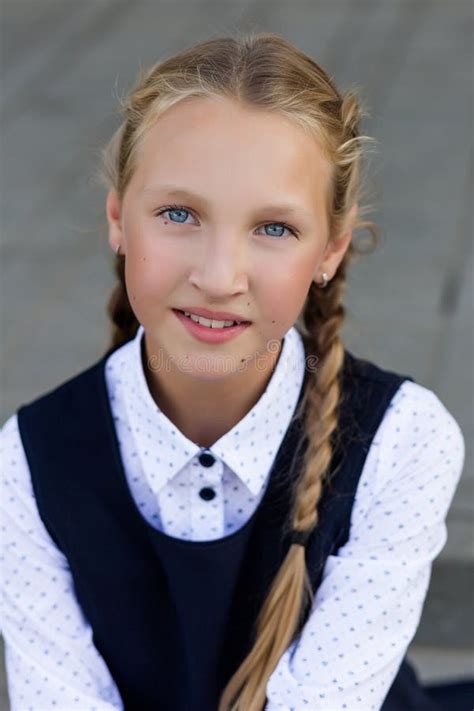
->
[[0, 324, 465, 710]]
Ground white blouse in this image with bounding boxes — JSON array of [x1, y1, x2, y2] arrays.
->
[[0, 324, 465, 711]]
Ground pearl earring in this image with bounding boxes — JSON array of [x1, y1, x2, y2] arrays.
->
[[318, 272, 329, 288]]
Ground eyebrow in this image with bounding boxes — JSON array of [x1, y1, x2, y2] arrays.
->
[[141, 184, 312, 219]]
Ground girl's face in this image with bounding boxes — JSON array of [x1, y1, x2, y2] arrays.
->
[[106, 96, 354, 383]]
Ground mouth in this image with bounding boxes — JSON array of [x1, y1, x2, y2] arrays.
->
[[172, 309, 251, 328], [172, 308, 251, 344]]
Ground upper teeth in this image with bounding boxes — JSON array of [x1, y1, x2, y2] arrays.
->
[[183, 311, 240, 328]]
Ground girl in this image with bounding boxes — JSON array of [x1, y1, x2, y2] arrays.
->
[[0, 31, 467, 711]]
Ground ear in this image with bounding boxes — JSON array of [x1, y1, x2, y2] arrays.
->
[[106, 189, 124, 254], [313, 202, 358, 283]]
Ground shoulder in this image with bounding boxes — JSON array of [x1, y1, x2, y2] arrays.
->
[[342, 349, 465, 465], [377, 378, 465, 465], [337, 350, 466, 535], [362, 378, 465, 508]]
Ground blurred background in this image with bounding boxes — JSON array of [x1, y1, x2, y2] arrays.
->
[[1, 0, 473, 708]]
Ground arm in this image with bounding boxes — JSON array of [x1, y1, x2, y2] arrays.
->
[[265, 381, 465, 711], [0, 414, 124, 710]]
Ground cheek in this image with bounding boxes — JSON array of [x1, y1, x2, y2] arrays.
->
[[122, 215, 186, 296], [124, 242, 181, 308], [260, 257, 317, 327]]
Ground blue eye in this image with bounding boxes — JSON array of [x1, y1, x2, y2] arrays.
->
[[157, 205, 191, 224], [262, 223, 295, 239], [155, 204, 298, 240]]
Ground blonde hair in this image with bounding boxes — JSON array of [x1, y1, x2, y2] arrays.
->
[[97, 30, 379, 711]]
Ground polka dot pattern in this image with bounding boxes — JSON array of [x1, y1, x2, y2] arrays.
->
[[0, 324, 465, 710]]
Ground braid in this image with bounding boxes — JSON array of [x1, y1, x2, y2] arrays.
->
[[294, 266, 349, 523]]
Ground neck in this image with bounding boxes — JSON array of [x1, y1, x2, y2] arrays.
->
[[141, 337, 283, 448]]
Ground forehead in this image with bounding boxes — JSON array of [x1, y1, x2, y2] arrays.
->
[[130, 96, 332, 216]]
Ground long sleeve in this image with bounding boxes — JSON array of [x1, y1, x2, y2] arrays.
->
[[265, 381, 465, 711], [0, 414, 124, 711]]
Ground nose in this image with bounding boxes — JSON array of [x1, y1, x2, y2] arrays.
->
[[188, 233, 249, 297]]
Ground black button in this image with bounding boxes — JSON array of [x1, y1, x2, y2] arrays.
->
[[199, 487, 216, 501], [199, 451, 215, 467]]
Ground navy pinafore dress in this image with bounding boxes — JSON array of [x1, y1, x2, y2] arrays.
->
[[16, 337, 441, 710]]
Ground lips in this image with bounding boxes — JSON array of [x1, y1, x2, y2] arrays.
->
[[173, 308, 251, 343]]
